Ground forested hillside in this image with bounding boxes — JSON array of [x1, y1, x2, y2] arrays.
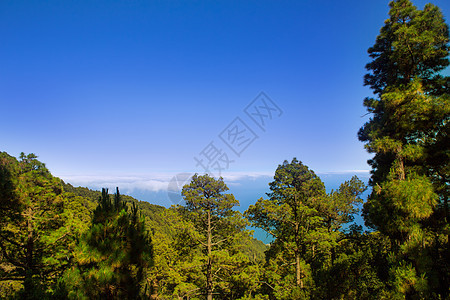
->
[[1, 0, 449, 299], [0, 151, 373, 299], [0, 152, 267, 299]]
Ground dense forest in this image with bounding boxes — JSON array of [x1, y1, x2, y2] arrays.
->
[[1, 0, 449, 299]]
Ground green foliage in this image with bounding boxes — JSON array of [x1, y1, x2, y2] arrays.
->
[[1, 152, 269, 299], [1, 1, 449, 299], [246, 158, 327, 295], [359, 0, 450, 298], [180, 174, 253, 300], [182, 174, 240, 223], [312, 227, 389, 299], [62, 188, 153, 299], [0, 152, 19, 224], [246, 159, 368, 299], [0, 153, 89, 299], [60, 180, 268, 299], [364, 0, 449, 95]]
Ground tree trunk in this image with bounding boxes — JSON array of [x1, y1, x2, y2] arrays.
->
[[207, 209, 213, 300], [150, 278, 159, 300], [24, 209, 34, 298], [294, 219, 303, 289], [296, 251, 303, 289], [331, 247, 335, 266], [397, 150, 405, 181]]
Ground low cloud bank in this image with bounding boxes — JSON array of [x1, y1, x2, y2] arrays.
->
[[58, 172, 273, 193], [58, 170, 369, 193]]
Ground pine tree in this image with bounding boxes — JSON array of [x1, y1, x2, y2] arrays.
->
[[359, 0, 449, 297], [181, 174, 248, 300], [0, 153, 75, 298], [63, 188, 153, 299], [245, 159, 366, 299]]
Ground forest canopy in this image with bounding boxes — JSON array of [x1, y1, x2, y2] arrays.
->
[[1, 0, 449, 299]]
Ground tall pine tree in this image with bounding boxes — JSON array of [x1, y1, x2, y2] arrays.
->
[[359, 0, 449, 297], [0, 153, 76, 298], [63, 188, 153, 299], [181, 174, 248, 300], [245, 159, 366, 299]]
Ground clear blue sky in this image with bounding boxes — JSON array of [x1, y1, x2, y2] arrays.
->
[[1, 0, 449, 181]]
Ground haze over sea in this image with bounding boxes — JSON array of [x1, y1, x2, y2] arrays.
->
[[60, 171, 371, 243]]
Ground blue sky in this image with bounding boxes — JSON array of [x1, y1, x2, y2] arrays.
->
[[1, 1, 449, 194]]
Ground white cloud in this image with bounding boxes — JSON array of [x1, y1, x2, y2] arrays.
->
[[58, 174, 172, 192], [219, 172, 272, 182], [57, 171, 273, 193], [57, 170, 368, 193]]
